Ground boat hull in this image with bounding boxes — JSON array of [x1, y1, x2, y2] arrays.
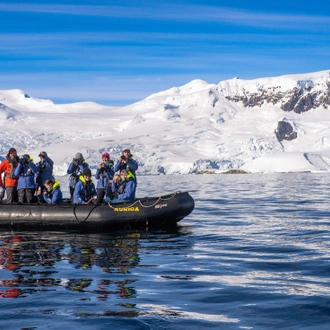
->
[[0, 191, 195, 230]]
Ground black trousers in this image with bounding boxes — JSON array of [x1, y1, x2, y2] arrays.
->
[[96, 189, 105, 204], [70, 186, 75, 202], [17, 188, 36, 204]]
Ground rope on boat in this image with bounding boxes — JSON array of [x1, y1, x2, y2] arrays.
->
[[72, 191, 182, 222], [106, 191, 179, 209], [73, 203, 99, 223]]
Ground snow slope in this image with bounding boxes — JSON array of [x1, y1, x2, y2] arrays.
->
[[1, 70, 330, 175]]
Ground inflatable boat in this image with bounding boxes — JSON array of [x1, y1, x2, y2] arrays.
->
[[0, 191, 194, 230]]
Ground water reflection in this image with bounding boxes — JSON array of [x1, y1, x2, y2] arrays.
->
[[0, 231, 142, 301]]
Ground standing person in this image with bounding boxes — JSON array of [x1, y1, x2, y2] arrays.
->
[[36, 151, 54, 191], [67, 152, 89, 201], [73, 168, 97, 204], [114, 148, 138, 181], [37, 179, 63, 204], [0, 147, 19, 204], [14, 154, 38, 204], [95, 152, 114, 203]]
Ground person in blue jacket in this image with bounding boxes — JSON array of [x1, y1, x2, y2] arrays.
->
[[104, 173, 121, 202], [104, 169, 136, 203], [14, 154, 38, 203], [36, 151, 54, 191], [114, 149, 138, 181], [67, 152, 89, 201], [114, 149, 138, 198], [37, 179, 63, 204], [73, 168, 97, 204], [95, 152, 114, 203]]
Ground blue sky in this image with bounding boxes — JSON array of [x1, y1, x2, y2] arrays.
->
[[0, 0, 330, 106]]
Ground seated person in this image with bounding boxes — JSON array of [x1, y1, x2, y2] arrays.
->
[[37, 179, 63, 204], [104, 169, 136, 203], [104, 174, 121, 201], [73, 168, 97, 204]]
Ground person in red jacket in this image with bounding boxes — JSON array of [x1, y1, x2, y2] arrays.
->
[[0, 148, 19, 203]]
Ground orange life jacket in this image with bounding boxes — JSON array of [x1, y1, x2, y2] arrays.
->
[[0, 159, 19, 187]]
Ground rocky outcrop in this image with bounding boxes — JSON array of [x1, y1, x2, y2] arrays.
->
[[225, 82, 330, 113], [275, 121, 297, 142]]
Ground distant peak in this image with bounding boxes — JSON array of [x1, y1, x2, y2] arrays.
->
[[180, 79, 210, 90], [145, 79, 213, 100], [217, 70, 330, 97]]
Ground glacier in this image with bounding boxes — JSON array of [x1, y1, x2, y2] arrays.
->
[[0, 70, 330, 175]]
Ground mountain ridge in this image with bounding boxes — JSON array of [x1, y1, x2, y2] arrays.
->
[[1, 69, 330, 175]]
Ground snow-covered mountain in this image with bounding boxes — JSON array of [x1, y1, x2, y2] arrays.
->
[[1, 70, 330, 175]]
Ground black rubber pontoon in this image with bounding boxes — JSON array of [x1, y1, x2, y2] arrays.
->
[[0, 191, 195, 230]]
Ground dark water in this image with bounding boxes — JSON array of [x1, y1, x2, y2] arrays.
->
[[1, 173, 330, 329]]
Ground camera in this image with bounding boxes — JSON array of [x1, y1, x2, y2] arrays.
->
[[120, 155, 127, 161], [99, 162, 106, 172], [19, 156, 28, 165], [72, 158, 81, 166]]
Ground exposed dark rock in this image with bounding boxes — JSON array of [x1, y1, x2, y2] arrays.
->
[[196, 170, 216, 174], [293, 93, 315, 113], [164, 104, 180, 110], [281, 88, 303, 111], [225, 95, 245, 103], [222, 169, 248, 174], [275, 121, 297, 142], [195, 169, 248, 174], [318, 87, 330, 108], [225, 81, 330, 113], [243, 93, 264, 107], [158, 166, 165, 174]]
